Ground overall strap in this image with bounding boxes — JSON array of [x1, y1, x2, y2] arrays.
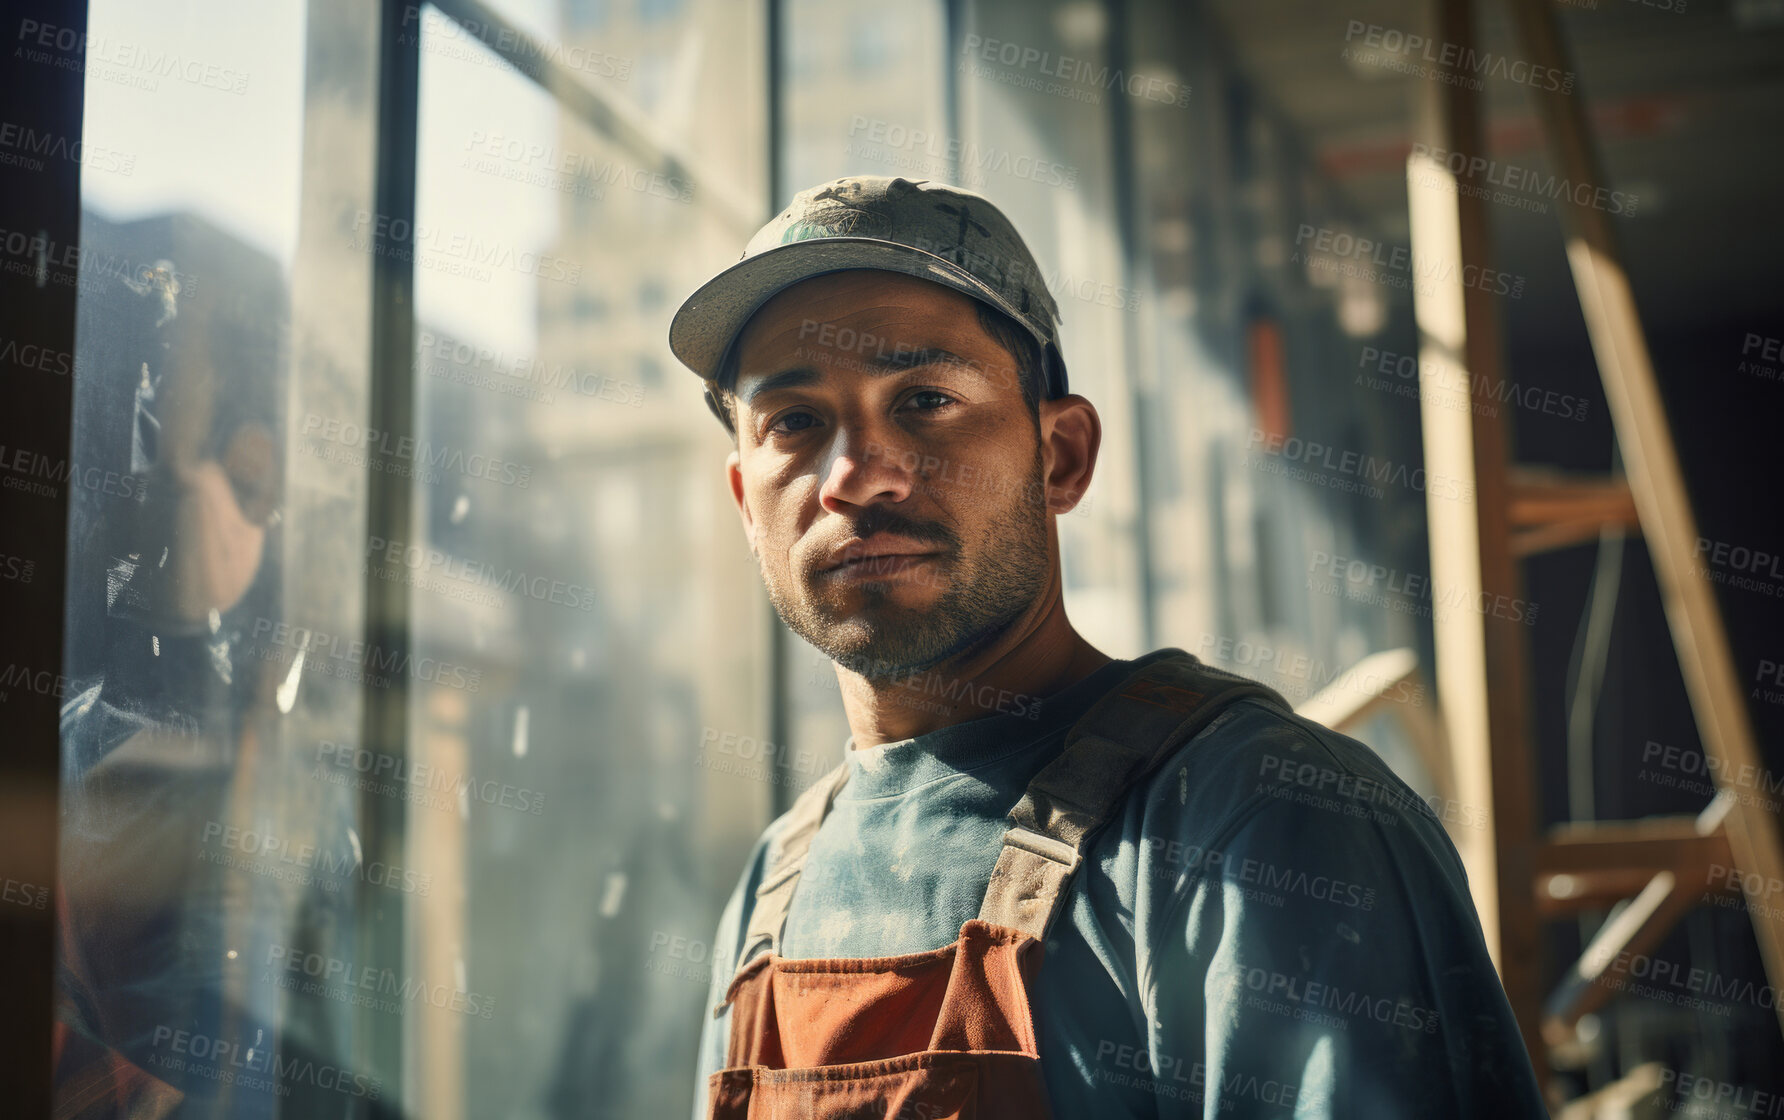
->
[[716, 760, 851, 1013], [977, 649, 1289, 941]]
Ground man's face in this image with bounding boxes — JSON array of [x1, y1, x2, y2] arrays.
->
[[725, 270, 1053, 679]]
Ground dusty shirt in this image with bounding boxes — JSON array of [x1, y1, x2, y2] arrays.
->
[[691, 649, 1546, 1118]]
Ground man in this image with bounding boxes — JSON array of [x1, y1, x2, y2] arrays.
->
[[670, 176, 1547, 1119]]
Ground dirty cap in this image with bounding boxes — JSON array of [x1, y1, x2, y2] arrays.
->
[[668, 175, 1068, 417]]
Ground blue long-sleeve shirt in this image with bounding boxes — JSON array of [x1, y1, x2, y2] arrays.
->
[[692, 649, 1548, 1118]]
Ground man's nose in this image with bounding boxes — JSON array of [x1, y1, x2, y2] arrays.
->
[[817, 428, 916, 514]]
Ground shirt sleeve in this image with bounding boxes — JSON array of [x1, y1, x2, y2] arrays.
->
[[1137, 737, 1547, 1118]]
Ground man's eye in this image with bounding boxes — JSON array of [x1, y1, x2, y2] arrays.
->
[[904, 390, 955, 411], [768, 410, 818, 435]]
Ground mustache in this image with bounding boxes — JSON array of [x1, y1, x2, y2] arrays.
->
[[813, 507, 960, 562]]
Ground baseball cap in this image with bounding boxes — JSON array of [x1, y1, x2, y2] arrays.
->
[[668, 176, 1069, 419]]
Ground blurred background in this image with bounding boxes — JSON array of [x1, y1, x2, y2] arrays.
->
[[2, 0, 1782, 1115]]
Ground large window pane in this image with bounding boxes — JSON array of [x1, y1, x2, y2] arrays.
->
[[407, 3, 766, 1116], [57, 0, 389, 1116]]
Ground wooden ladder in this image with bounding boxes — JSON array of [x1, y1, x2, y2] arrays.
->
[[1404, 0, 1784, 1089]]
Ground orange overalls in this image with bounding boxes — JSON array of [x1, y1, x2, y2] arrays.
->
[[704, 650, 1288, 1119]]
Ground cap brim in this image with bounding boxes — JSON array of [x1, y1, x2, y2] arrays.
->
[[668, 237, 1048, 382]]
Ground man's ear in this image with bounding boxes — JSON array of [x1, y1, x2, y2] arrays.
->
[[1038, 394, 1101, 515], [725, 448, 758, 556]]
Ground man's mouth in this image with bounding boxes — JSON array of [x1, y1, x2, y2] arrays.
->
[[820, 534, 947, 578], [826, 554, 941, 579]]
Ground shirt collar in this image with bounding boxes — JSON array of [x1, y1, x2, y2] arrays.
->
[[835, 649, 1175, 800]]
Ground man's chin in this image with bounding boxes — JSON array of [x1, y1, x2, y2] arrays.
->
[[808, 597, 936, 640], [797, 609, 952, 673]]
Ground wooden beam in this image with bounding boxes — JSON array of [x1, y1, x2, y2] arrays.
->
[[1536, 818, 1729, 874], [1538, 868, 1680, 917], [1535, 818, 1734, 917], [1506, 470, 1637, 524], [1506, 0, 1784, 1041], [1296, 648, 1420, 733], [1542, 796, 1740, 1039], [1406, 0, 1546, 1081], [1505, 470, 1640, 557], [1543, 866, 1705, 1042]]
